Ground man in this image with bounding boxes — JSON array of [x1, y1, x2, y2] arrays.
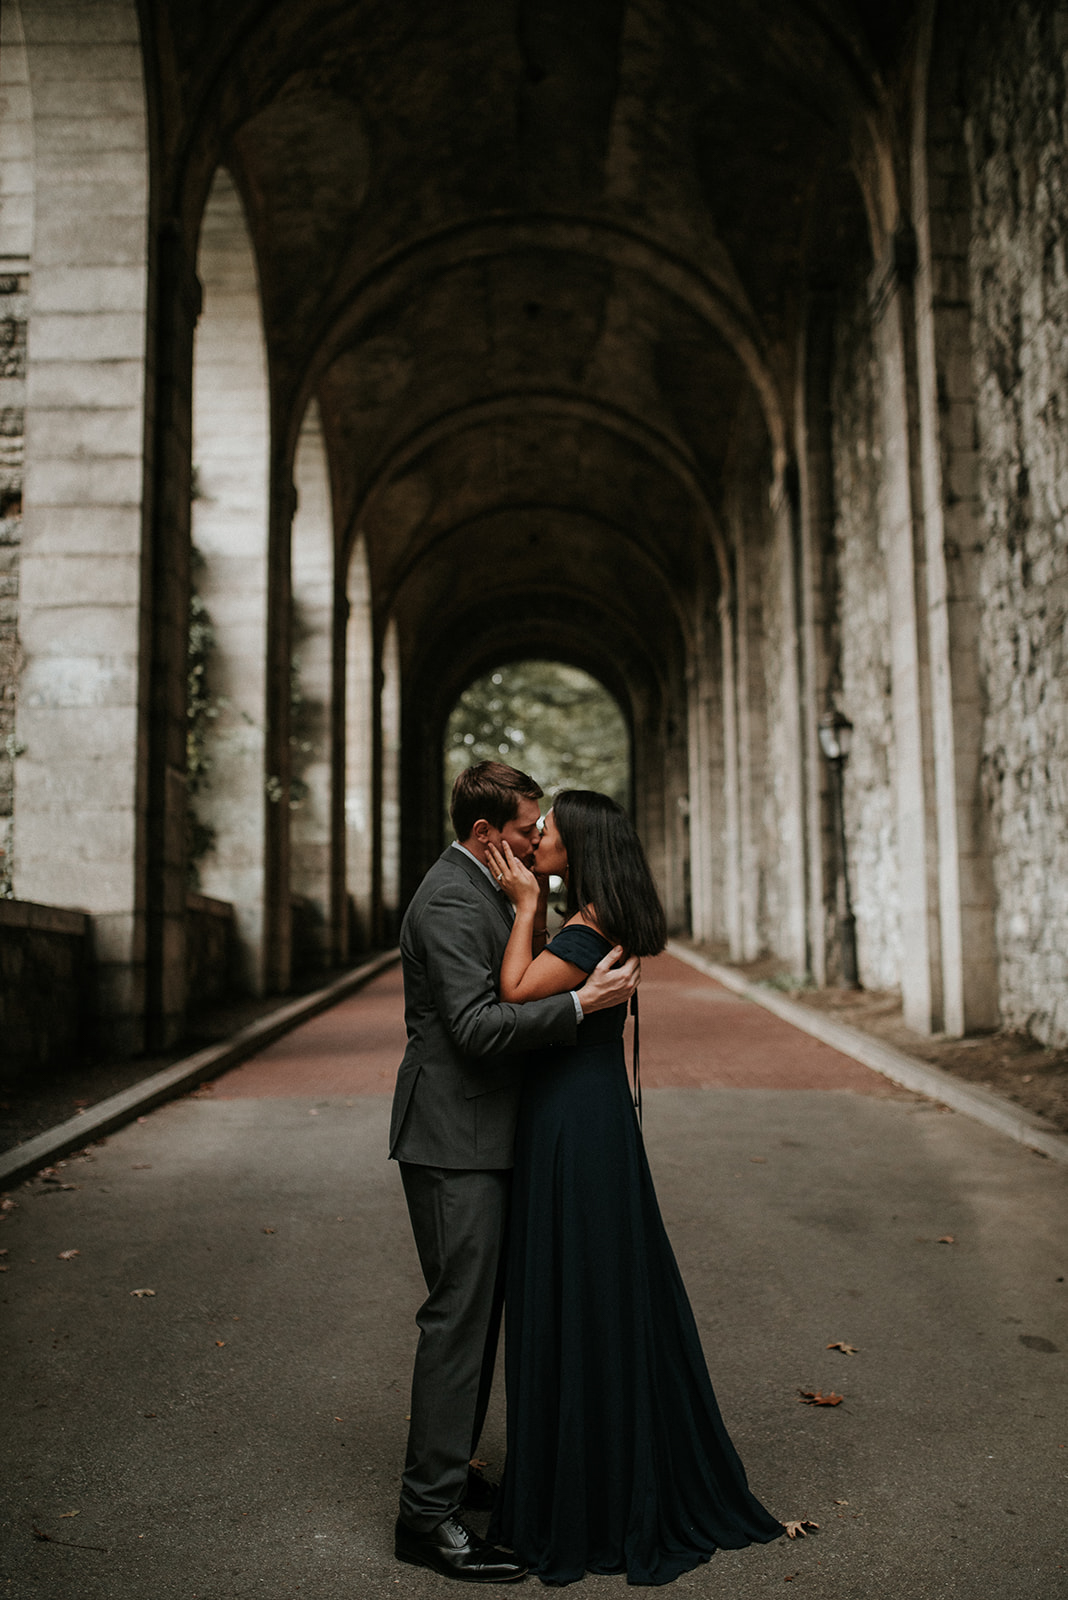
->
[[390, 762, 640, 1583]]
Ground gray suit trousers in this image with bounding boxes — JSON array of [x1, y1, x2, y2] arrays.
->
[[398, 1163, 510, 1530]]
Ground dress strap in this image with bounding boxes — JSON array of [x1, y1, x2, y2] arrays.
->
[[630, 992, 642, 1128]]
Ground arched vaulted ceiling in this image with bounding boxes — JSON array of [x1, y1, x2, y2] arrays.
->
[[150, 0, 917, 722]]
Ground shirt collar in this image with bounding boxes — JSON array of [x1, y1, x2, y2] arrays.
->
[[451, 839, 504, 891]]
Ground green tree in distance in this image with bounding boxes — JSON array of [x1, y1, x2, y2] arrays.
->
[[444, 661, 629, 828]]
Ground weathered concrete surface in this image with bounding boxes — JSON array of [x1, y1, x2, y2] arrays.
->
[[1, 956, 1065, 1598]]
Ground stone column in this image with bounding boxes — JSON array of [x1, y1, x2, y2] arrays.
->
[[685, 610, 720, 946], [344, 535, 374, 951], [869, 226, 944, 1032], [794, 298, 840, 986], [912, 25, 999, 1034], [190, 169, 270, 993], [289, 399, 335, 971], [379, 618, 401, 940], [770, 470, 810, 974], [13, 0, 152, 1053]]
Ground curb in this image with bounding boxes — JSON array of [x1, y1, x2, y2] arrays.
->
[[667, 941, 1068, 1167], [0, 950, 401, 1192]]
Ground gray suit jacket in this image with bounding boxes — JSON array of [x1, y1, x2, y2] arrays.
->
[[389, 845, 578, 1168]]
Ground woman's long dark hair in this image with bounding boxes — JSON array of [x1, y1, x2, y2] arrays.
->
[[552, 790, 667, 957]]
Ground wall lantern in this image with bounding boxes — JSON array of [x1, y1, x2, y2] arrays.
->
[[818, 708, 859, 988], [818, 708, 853, 764]]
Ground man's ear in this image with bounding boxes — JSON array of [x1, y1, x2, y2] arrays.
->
[[471, 819, 491, 843]]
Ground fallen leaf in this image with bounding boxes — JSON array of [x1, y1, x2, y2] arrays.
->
[[833, 1498, 849, 1506], [132, 1164, 151, 1170], [750, 1156, 767, 1163], [0, 1248, 7, 1256], [826, 1341, 859, 1355], [1, 1198, 16, 1211], [798, 1390, 843, 1406], [57, 1249, 79, 1261], [784, 1519, 820, 1539], [130, 1288, 156, 1298], [215, 1340, 226, 1347], [263, 1227, 276, 1235], [58, 1511, 80, 1519], [937, 1235, 955, 1245]]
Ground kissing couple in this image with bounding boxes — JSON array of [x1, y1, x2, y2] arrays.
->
[[389, 761, 784, 1586]]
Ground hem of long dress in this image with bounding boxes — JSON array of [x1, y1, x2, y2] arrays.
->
[[515, 1523, 785, 1589]]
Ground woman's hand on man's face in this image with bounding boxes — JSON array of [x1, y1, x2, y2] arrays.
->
[[486, 840, 541, 911]]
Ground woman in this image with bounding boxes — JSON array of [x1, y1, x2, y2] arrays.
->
[[485, 790, 784, 1587]]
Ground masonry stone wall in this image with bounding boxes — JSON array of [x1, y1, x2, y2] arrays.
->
[[965, 0, 1068, 1045], [0, 271, 25, 899], [185, 891, 240, 1014], [0, 898, 90, 1082], [829, 285, 901, 991]]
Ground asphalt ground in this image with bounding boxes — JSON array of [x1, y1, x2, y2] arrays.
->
[[1, 954, 1066, 1599]]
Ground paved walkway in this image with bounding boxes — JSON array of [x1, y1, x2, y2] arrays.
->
[[2, 955, 1066, 1598]]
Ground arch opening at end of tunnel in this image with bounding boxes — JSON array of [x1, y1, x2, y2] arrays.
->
[[443, 659, 631, 841]]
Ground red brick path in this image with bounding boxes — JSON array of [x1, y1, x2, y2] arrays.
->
[[211, 952, 902, 1099]]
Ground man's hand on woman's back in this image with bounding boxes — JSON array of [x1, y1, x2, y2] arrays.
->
[[580, 948, 641, 1014]]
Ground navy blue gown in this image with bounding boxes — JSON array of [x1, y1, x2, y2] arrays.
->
[[490, 925, 783, 1587]]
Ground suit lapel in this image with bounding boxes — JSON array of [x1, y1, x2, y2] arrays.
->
[[444, 845, 515, 933]]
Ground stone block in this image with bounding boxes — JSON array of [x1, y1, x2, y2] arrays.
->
[[24, 75, 145, 121], [941, 338, 977, 404], [33, 112, 146, 156], [943, 399, 978, 455], [27, 358, 145, 411], [30, 211, 146, 269], [19, 552, 142, 608], [0, 906, 91, 1077], [31, 264, 148, 315], [0, 154, 34, 196], [23, 453, 144, 509], [946, 450, 979, 501], [90, 908, 144, 966], [92, 952, 146, 1016], [17, 503, 141, 555], [19, 7, 141, 46], [933, 210, 971, 258], [34, 162, 149, 211], [17, 646, 140, 710], [27, 310, 147, 364], [932, 256, 970, 305], [16, 813, 139, 911], [25, 405, 146, 459]]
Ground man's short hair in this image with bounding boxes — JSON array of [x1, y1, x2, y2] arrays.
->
[[450, 761, 543, 841]]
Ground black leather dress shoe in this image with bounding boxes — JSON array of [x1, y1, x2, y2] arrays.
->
[[462, 1464, 499, 1511], [394, 1514, 527, 1583]]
